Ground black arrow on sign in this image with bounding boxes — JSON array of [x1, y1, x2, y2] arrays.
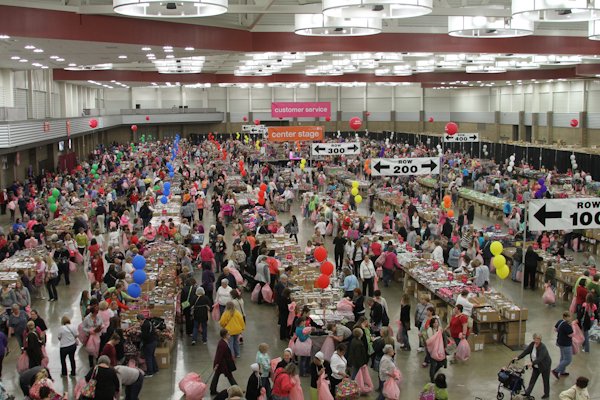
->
[[444, 135, 455, 141], [314, 145, 326, 153], [422, 160, 438, 171], [469, 135, 478, 140], [533, 204, 562, 227], [374, 162, 390, 174], [347, 144, 359, 152]]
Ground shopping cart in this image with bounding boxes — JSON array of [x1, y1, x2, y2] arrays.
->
[[497, 360, 533, 400]]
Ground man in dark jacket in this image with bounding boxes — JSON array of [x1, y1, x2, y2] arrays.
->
[[467, 202, 475, 225], [367, 298, 389, 331], [137, 313, 158, 377], [217, 267, 238, 291]]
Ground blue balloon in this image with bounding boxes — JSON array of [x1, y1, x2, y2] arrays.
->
[[164, 182, 171, 190], [541, 184, 547, 193], [169, 166, 174, 172], [161, 196, 168, 204], [166, 162, 172, 168], [169, 172, 174, 178], [128, 283, 141, 298], [132, 269, 147, 285], [132, 255, 146, 270], [171, 157, 175, 161], [163, 189, 170, 197]]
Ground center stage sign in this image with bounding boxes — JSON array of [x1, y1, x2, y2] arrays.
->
[[267, 126, 324, 142]]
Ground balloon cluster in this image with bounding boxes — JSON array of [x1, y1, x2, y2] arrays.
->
[[352, 181, 362, 204], [483, 144, 489, 158], [245, 135, 250, 144], [257, 183, 267, 206], [236, 132, 240, 140], [90, 163, 100, 181], [300, 159, 306, 170], [491, 242, 509, 280], [364, 159, 371, 175], [48, 188, 60, 213], [349, 117, 362, 131], [535, 178, 548, 199], [443, 196, 454, 218], [128, 255, 147, 298], [436, 144, 442, 154], [239, 160, 247, 177], [507, 154, 515, 173], [445, 122, 458, 135], [315, 247, 331, 289], [116, 151, 123, 164], [570, 154, 578, 171], [140, 135, 146, 143], [256, 140, 260, 150]]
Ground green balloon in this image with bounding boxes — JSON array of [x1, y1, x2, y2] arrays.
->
[[48, 196, 56, 204], [94, 174, 99, 179], [92, 164, 98, 170], [52, 189, 59, 198], [153, 185, 160, 191], [49, 204, 57, 212], [118, 152, 123, 157]]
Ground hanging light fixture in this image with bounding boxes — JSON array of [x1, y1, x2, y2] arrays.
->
[[295, 14, 382, 36], [512, 0, 600, 22], [448, 13, 535, 38], [113, 0, 228, 17], [466, 65, 507, 73], [590, 20, 600, 39], [322, 0, 432, 18]]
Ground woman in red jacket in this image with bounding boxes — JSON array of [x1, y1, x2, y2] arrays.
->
[[272, 363, 297, 400], [91, 251, 104, 283], [210, 329, 237, 396]]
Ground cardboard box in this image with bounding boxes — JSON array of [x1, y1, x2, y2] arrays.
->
[[473, 334, 485, 351], [484, 332, 500, 343], [503, 308, 528, 321], [474, 322, 492, 334], [475, 309, 500, 322], [469, 297, 490, 307], [467, 334, 475, 351], [501, 322, 527, 334], [156, 347, 171, 369], [141, 281, 156, 291], [502, 333, 526, 347]]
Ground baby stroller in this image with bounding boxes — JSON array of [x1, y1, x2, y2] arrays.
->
[[190, 234, 204, 267], [497, 360, 533, 400]]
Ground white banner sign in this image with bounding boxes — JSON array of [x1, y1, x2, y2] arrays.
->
[[242, 125, 267, 134], [311, 142, 360, 156], [371, 157, 440, 176], [444, 132, 479, 142], [529, 198, 600, 231]]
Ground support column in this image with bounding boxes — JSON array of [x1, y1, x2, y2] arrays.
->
[[226, 112, 231, 134], [336, 111, 342, 132], [47, 143, 57, 174], [45, 69, 53, 118], [532, 113, 539, 143], [518, 111, 525, 141], [419, 110, 425, 133], [26, 71, 34, 119], [494, 111, 500, 142], [390, 111, 395, 132], [181, 86, 186, 108], [363, 111, 368, 132], [580, 111, 588, 148], [292, 118, 298, 126], [547, 112, 554, 144]]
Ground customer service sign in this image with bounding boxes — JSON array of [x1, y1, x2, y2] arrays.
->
[[267, 126, 324, 142], [271, 102, 331, 118]]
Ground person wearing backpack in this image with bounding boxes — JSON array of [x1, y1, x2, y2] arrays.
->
[[191, 287, 211, 345], [422, 373, 449, 400], [137, 313, 158, 377], [180, 278, 198, 337], [576, 293, 599, 354]]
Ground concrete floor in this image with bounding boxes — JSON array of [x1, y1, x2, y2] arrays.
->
[[0, 194, 598, 400]]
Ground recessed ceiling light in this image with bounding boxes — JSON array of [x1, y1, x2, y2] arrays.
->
[[33, 49, 44, 53], [166, 55, 175, 59], [164, 49, 173, 52], [56, 58, 65, 62], [50, 56, 59, 59], [0, 35, 9, 39], [68, 63, 76, 66], [146, 54, 155, 57], [111, 80, 116, 82], [41, 66, 48, 69], [142, 47, 151, 51], [148, 56, 156, 60], [25, 45, 35, 49], [19, 59, 27, 63], [185, 47, 194, 51], [11, 56, 19, 60], [163, 46, 173, 49], [118, 55, 127, 59]]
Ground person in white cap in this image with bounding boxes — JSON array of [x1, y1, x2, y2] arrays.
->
[[246, 363, 262, 400], [309, 351, 332, 400]]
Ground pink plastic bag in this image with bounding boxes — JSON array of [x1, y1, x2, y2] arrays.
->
[[270, 357, 282, 379], [88, 271, 96, 284], [258, 388, 267, 400], [392, 369, 403, 388], [261, 284, 274, 303], [373, 276, 379, 291], [572, 322, 585, 355], [211, 304, 221, 322], [325, 223, 333, 236], [395, 321, 404, 345], [74, 379, 87, 400], [383, 377, 401, 400], [294, 338, 312, 357], [570, 298, 577, 314], [542, 286, 555, 305], [77, 323, 87, 344], [321, 337, 335, 362], [516, 270, 522, 283], [288, 335, 297, 356], [337, 298, 354, 311], [426, 329, 446, 361], [355, 365, 373, 394], [69, 261, 76, 272], [178, 372, 207, 400], [75, 251, 84, 266], [85, 332, 100, 357], [230, 268, 243, 285], [387, 323, 394, 338], [41, 345, 49, 368], [251, 284, 261, 303], [455, 337, 471, 361], [289, 375, 304, 400], [17, 352, 29, 374], [317, 374, 334, 400], [287, 302, 297, 327]]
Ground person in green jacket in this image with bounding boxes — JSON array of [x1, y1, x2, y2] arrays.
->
[[586, 273, 600, 302], [423, 373, 449, 400], [545, 261, 557, 306]]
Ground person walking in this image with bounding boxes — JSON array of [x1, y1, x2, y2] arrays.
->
[[375, 345, 398, 400], [137, 313, 158, 377], [84, 356, 120, 400], [191, 287, 211, 345], [25, 321, 44, 369], [210, 328, 238, 396], [8, 303, 28, 350], [57, 316, 77, 377], [553, 311, 575, 380], [333, 231, 346, 272], [514, 333, 552, 399], [348, 328, 368, 379], [576, 293, 599, 353], [359, 255, 376, 298], [524, 246, 543, 291], [219, 302, 245, 358]]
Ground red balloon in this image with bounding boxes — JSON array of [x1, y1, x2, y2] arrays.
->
[[429, 117, 434, 122], [571, 119, 579, 127], [325, 116, 331, 122], [445, 122, 458, 135], [146, 116, 150, 121], [258, 197, 265, 205], [131, 125, 138, 131], [320, 261, 334, 276], [366, 111, 370, 116], [349, 117, 362, 131], [314, 246, 327, 262], [89, 119, 98, 128], [243, 117, 248, 122], [239, 160, 244, 166], [258, 190, 265, 198], [241, 170, 247, 176], [260, 183, 267, 191], [279, 117, 283, 120], [317, 274, 330, 289], [254, 119, 260, 126]]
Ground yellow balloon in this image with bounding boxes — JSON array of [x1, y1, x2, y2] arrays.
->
[[351, 187, 359, 196], [496, 265, 509, 280], [352, 181, 359, 189], [300, 165, 305, 169], [493, 255, 506, 269], [355, 195, 362, 204], [515, 242, 521, 247], [301, 159, 306, 164], [490, 241, 503, 256]]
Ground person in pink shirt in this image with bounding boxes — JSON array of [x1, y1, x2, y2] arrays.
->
[[143, 222, 157, 242], [370, 237, 383, 257], [381, 245, 400, 287]]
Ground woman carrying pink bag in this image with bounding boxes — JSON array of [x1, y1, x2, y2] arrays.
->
[[376, 344, 400, 400]]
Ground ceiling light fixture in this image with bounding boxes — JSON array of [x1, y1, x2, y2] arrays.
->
[[0, 35, 9, 39], [118, 55, 128, 59], [322, 0, 432, 19], [113, 0, 228, 18], [56, 58, 65, 62], [11, 56, 19, 60], [449, 12, 534, 38], [64, 63, 113, 71], [24, 45, 35, 49], [295, 14, 382, 36], [465, 65, 507, 73], [185, 47, 195, 51], [33, 49, 44, 53], [142, 47, 152, 51], [50, 56, 59, 59], [589, 20, 600, 40], [512, 0, 600, 22]]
